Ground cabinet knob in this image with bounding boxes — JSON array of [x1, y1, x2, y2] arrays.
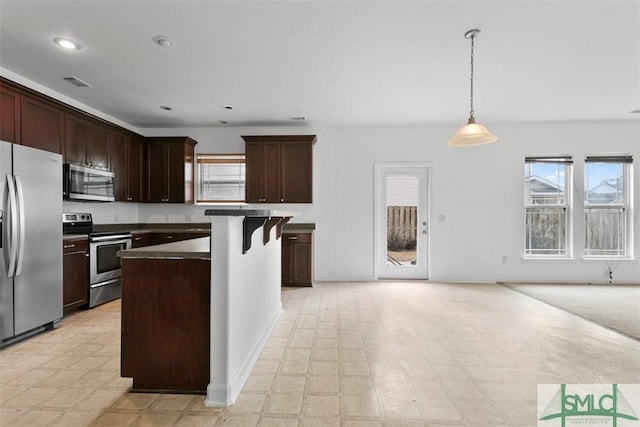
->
[[63, 244, 75, 249], [280, 198, 284, 202]]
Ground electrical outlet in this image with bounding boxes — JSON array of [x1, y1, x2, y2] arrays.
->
[[164, 214, 169, 222], [114, 214, 119, 223], [501, 255, 508, 263], [438, 214, 446, 222]]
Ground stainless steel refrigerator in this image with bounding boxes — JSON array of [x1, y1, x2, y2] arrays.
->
[[1, 140, 63, 347]]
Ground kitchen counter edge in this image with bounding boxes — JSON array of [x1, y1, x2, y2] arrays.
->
[[118, 237, 211, 260]]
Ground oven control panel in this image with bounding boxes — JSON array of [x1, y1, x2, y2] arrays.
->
[[63, 213, 92, 224]]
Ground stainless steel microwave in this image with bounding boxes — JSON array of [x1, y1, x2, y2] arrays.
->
[[63, 164, 115, 202]]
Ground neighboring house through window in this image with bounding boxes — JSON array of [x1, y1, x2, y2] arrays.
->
[[196, 154, 246, 203], [524, 156, 572, 257], [584, 155, 633, 258]]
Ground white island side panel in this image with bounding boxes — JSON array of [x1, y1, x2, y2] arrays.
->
[[206, 216, 282, 407]]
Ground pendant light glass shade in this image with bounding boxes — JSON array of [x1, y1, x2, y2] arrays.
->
[[448, 29, 497, 147], [447, 117, 497, 146]]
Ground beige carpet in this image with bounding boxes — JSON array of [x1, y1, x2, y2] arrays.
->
[[502, 283, 640, 341]]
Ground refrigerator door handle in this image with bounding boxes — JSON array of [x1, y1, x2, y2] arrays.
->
[[14, 175, 26, 277], [5, 174, 18, 277]]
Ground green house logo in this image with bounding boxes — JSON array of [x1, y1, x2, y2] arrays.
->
[[539, 384, 639, 426]]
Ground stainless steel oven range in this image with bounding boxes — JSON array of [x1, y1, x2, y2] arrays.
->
[[62, 213, 132, 308]]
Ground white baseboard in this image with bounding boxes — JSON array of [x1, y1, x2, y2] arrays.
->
[[204, 383, 232, 408]]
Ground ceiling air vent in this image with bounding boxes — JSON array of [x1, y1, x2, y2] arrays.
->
[[289, 116, 307, 121], [62, 76, 92, 88]]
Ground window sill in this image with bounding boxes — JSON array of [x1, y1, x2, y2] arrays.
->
[[582, 257, 636, 262], [521, 256, 574, 261], [195, 201, 249, 206]]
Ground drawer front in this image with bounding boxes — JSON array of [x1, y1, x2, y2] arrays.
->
[[63, 238, 88, 253], [132, 233, 151, 248], [283, 232, 311, 243]]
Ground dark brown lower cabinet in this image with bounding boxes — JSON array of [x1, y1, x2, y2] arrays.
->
[[281, 232, 313, 287], [62, 238, 88, 315], [121, 257, 210, 393], [131, 232, 151, 248]]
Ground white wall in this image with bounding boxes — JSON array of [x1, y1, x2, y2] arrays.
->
[[63, 201, 139, 224], [140, 120, 640, 284], [8, 68, 637, 283], [16, 69, 637, 283]]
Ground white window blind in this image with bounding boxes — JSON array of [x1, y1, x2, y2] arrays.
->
[[197, 154, 246, 203]]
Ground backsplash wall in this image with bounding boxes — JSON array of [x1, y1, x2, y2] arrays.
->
[[63, 201, 139, 224]]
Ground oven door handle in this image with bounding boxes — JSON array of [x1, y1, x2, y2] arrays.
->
[[90, 278, 121, 289], [90, 235, 132, 243]]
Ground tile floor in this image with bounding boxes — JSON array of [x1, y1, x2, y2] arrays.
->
[[1, 281, 639, 426]]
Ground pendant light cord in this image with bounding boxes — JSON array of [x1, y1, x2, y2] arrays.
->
[[469, 34, 475, 119]]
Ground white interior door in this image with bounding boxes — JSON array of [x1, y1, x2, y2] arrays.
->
[[375, 164, 429, 279]]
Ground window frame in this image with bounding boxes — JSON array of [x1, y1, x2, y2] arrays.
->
[[196, 153, 246, 204], [524, 156, 573, 258], [583, 155, 633, 259]]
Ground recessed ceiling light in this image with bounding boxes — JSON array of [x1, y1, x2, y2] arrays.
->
[[160, 105, 172, 111], [222, 105, 234, 110], [152, 35, 173, 48], [53, 37, 81, 50]]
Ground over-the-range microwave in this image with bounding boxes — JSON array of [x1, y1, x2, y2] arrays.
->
[[63, 163, 115, 202]]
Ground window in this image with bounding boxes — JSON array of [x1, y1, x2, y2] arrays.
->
[[524, 156, 572, 256], [584, 155, 633, 257], [196, 154, 245, 203]]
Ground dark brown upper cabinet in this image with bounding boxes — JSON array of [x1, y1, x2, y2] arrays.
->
[[64, 113, 110, 168], [21, 94, 64, 154], [87, 122, 110, 169], [145, 137, 197, 203], [242, 135, 316, 203], [0, 84, 21, 143], [110, 131, 144, 202]]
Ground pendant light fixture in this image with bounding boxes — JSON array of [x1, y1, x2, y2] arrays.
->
[[447, 29, 497, 147]]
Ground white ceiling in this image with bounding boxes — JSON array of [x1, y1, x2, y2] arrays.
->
[[1, 0, 638, 128]]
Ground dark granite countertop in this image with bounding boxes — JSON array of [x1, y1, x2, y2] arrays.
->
[[282, 223, 315, 233], [63, 234, 88, 241], [92, 223, 211, 233], [118, 237, 210, 260], [129, 228, 210, 234]]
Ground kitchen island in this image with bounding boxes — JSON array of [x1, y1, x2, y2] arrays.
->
[[118, 209, 296, 406]]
